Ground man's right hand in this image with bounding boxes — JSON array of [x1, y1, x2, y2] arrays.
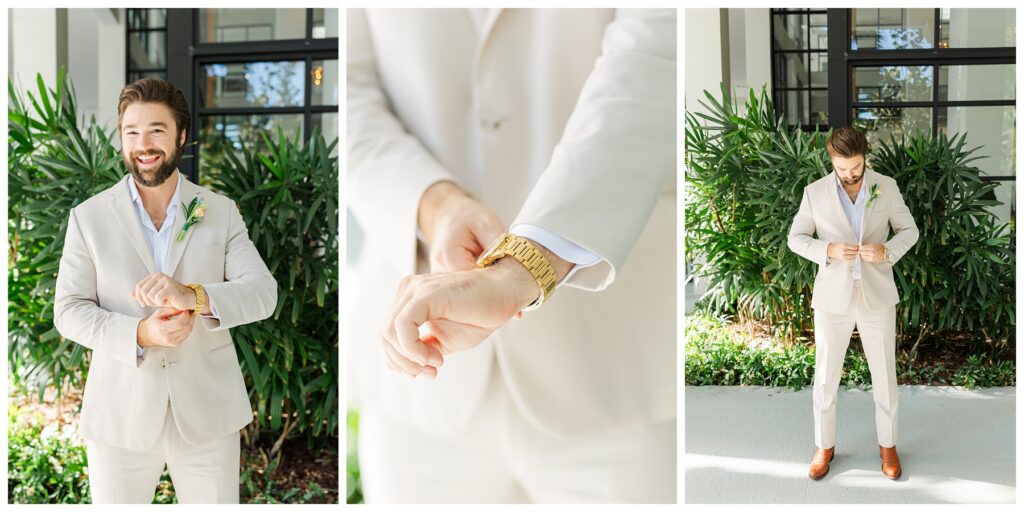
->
[[418, 181, 505, 273], [827, 242, 860, 261], [137, 307, 196, 348]]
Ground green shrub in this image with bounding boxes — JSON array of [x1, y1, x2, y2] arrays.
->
[[952, 354, 1016, 388], [8, 70, 116, 400], [685, 86, 1014, 355], [207, 127, 339, 448], [8, 405, 89, 504]]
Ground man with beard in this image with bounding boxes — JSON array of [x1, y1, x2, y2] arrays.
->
[[788, 127, 919, 481], [53, 79, 277, 503]]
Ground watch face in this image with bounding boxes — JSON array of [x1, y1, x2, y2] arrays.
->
[[477, 233, 509, 266]]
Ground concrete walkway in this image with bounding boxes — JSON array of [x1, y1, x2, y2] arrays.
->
[[685, 385, 1015, 504]]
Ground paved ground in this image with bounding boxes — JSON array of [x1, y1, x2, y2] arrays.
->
[[685, 385, 1016, 504]]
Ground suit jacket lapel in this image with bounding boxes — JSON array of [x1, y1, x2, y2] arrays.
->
[[471, 8, 504, 81], [859, 169, 879, 244], [109, 175, 157, 274], [164, 177, 202, 278], [827, 171, 858, 241]]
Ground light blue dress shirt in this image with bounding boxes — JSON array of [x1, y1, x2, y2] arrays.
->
[[128, 175, 219, 356], [835, 176, 867, 280]]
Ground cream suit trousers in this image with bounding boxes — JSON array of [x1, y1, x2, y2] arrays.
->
[[358, 359, 676, 504], [813, 282, 898, 449], [86, 402, 240, 504]]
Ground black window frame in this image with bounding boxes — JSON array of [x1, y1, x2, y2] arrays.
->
[[770, 8, 831, 132], [125, 8, 168, 83]]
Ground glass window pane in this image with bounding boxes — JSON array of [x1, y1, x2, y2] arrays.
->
[[809, 13, 828, 49], [810, 53, 828, 87], [776, 53, 809, 88], [810, 90, 829, 126], [312, 112, 339, 157], [987, 180, 1015, 227], [852, 66, 933, 103], [310, 59, 339, 106], [938, 106, 1015, 178], [939, 65, 1015, 101], [851, 8, 936, 50], [312, 8, 339, 39], [198, 8, 306, 43], [941, 8, 1015, 48], [852, 107, 932, 146], [786, 90, 809, 126], [128, 9, 166, 30], [127, 31, 166, 69], [774, 13, 808, 50], [200, 61, 305, 108], [199, 114, 304, 185]]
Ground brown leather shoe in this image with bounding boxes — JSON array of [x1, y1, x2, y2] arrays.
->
[[880, 445, 902, 479], [808, 447, 835, 480]]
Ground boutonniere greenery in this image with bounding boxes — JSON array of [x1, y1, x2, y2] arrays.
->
[[868, 183, 881, 206], [177, 194, 207, 241]]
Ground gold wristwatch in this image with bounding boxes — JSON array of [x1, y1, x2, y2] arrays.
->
[[476, 233, 557, 312], [185, 283, 207, 312]]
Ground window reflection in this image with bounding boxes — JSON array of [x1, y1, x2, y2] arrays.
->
[[199, 9, 306, 43], [310, 60, 338, 106], [852, 107, 932, 147], [201, 61, 305, 108], [851, 9, 935, 50]]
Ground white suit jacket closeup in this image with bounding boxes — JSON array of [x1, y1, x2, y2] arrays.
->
[[54, 175, 277, 450], [348, 8, 677, 436], [787, 168, 919, 314]]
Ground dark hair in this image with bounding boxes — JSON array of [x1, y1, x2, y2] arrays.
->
[[826, 126, 868, 158], [117, 79, 190, 140]]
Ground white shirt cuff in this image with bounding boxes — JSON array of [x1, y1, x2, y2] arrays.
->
[[137, 344, 145, 357], [510, 224, 601, 285], [202, 291, 221, 320]]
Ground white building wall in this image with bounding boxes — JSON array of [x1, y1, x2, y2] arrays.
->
[[10, 9, 58, 102]]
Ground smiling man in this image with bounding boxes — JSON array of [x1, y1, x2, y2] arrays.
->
[[787, 127, 919, 482], [53, 79, 277, 503]]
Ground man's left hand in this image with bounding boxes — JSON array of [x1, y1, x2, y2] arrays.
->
[[132, 272, 197, 311], [858, 243, 887, 263]]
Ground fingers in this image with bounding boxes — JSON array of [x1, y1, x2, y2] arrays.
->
[[134, 272, 172, 307], [381, 275, 447, 376], [381, 339, 436, 379], [394, 297, 431, 365]]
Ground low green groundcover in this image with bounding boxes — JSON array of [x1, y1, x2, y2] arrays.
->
[[685, 312, 1015, 390]]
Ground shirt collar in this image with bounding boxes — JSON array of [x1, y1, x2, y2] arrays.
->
[[127, 172, 182, 216]]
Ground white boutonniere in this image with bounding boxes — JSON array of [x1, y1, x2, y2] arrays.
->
[[177, 194, 206, 241], [868, 183, 881, 206]]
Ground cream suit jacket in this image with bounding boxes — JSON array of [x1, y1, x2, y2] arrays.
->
[[54, 175, 277, 450], [788, 168, 919, 313], [348, 8, 677, 436]]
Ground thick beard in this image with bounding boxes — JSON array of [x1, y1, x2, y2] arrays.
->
[[124, 142, 183, 187], [840, 173, 863, 186]]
